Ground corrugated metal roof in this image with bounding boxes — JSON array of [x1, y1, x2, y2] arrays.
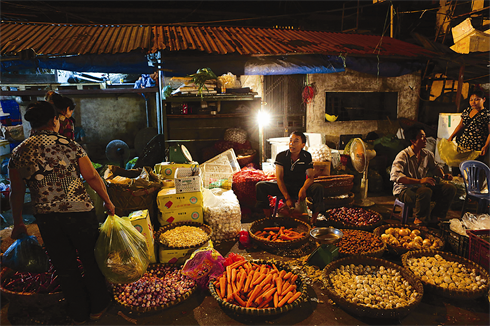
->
[[1, 22, 152, 55], [1, 21, 434, 58], [151, 25, 435, 58]]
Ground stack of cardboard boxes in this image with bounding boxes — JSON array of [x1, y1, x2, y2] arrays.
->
[[154, 162, 205, 263]]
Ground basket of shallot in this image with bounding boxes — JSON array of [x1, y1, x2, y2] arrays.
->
[[325, 207, 382, 231], [112, 264, 196, 312]]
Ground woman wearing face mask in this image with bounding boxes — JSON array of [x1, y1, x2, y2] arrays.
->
[[45, 91, 76, 140], [449, 89, 489, 165], [9, 101, 115, 324]]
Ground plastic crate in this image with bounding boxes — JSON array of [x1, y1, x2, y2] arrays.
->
[[439, 221, 469, 257], [467, 229, 490, 271], [200, 162, 235, 189], [202, 148, 240, 174]]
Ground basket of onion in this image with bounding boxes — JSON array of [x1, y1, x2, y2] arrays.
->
[[374, 224, 445, 256], [112, 264, 196, 312]]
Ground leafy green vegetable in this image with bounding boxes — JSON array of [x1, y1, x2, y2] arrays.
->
[[188, 67, 217, 97]]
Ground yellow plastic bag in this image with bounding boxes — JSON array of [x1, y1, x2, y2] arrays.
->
[[437, 139, 480, 167], [94, 215, 149, 284]]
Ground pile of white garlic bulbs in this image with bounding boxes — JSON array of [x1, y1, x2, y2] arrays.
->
[[203, 188, 241, 240], [308, 144, 331, 162]]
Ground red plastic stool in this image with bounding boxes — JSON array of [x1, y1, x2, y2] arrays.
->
[[390, 198, 413, 224]]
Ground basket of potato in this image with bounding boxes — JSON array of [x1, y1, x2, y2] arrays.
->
[[401, 250, 489, 300], [373, 224, 444, 255]]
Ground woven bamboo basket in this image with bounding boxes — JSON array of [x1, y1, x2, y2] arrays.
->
[[237, 151, 257, 167], [209, 259, 307, 315], [337, 229, 387, 258], [113, 263, 197, 313], [0, 267, 64, 306], [322, 256, 424, 319], [324, 192, 355, 209], [249, 217, 311, 251], [325, 208, 383, 231], [156, 221, 213, 250], [373, 224, 445, 256], [314, 174, 354, 197], [401, 249, 490, 300]]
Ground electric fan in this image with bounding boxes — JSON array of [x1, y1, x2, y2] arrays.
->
[[105, 140, 130, 168], [349, 138, 376, 207]]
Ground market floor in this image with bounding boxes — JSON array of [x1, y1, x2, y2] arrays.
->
[[1, 192, 489, 326]]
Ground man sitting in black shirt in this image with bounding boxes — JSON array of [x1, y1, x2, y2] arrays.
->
[[256, 131, 324, 225]]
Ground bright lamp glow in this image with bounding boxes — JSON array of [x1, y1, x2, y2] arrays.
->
[[257, 110, 270, 127]]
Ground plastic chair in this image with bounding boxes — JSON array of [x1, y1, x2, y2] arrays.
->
[[459, 160, 490, 216], [390, 198, 414, 224]]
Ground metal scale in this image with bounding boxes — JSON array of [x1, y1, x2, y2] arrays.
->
[[307, 227, 343, 269]]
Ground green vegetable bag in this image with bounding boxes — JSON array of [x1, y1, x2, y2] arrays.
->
[[437, 139, 480, 167], [94, 215, 149, 284]]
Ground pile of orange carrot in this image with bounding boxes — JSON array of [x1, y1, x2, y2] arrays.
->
[[254, 226, 306, 242], [213, 260, 302, 309]]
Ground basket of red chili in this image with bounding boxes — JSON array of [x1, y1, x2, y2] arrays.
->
[[0, 266, 64, 305]]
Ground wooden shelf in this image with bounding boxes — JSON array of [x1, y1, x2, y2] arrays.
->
[[164, 94, 258, 102], [167, 113, 251, 119]]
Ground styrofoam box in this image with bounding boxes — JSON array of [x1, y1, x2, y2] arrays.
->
[[437, 113, 461, 139], [304, 132, 324, 147], [271, 143, 289, 161]]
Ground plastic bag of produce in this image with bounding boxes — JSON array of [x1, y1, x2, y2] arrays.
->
[[94, 215, 149, 284], [203, 188, 241, 240], [232, 166, 274, 207], [437, 138, 480, 167], [308, 144, 331, 162], [1, 234, 49, 273], [182, 241, 225, 289]]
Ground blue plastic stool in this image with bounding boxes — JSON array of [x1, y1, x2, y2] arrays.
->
[[390, 198, 413, 224]]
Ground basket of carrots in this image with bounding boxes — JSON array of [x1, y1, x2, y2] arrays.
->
[[249, 217, 311, 250], [209, 259, 307, 315]]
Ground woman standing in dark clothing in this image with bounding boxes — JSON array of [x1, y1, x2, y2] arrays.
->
[[9, 101, 114, 324], [449, 90, 489, 164]]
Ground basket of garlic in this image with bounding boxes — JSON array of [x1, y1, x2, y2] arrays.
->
[[323, 256, 424, 318], [373, 224, 444, 256], [401, 250, 489, 300]]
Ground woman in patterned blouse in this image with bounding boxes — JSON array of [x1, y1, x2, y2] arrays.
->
[[449, 90, 489, 163], [9, 101, 115, 324]]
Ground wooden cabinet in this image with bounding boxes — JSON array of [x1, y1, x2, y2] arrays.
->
[[163, 94, 261, 162]]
